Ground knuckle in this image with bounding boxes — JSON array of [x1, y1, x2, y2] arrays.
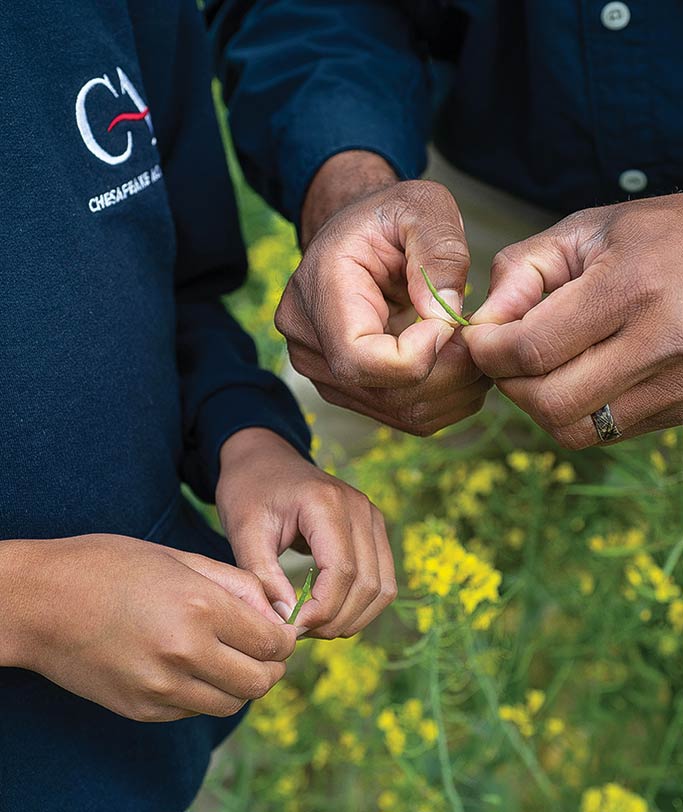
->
[[128, 704, 168, 723], [516, 328, 553, 377], [530, 385, 573, 428], [382, 578, 399, 605], [216, 697, 248, 718], [244, 670, 277, 700], [328, 356, 362, 386], [254, 633, 281, 663], [315, 623, 344, 641], [336, 557, 358, 586], [550, 424, 593, 451], [238, 569, 262, 591], [396, 399, 433, 434], [140, 670, 178, 701], [183, 594, 213, 619], [357, 576, 382, 602], [222, 698, 247, 716], [312, 479, 349, 511], [401, 179, 453, 209]]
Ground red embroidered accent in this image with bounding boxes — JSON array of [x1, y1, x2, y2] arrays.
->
[[107, 107, 149, 132]]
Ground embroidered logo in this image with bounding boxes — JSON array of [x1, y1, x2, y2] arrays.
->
[[75, 67, 156, 165]]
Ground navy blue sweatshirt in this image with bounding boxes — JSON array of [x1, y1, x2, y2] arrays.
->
[[0, 3, 309, 810]]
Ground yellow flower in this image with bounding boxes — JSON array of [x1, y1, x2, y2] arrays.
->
[[640, 608, 652, 622], [553, 461, 576, 483], [545, 717, 565, 737], [526, 689, 546, 715], [628, 552, 680, 603], [248, 682, 304, 748], [578, 571, 595, 596], [668, 599, 683, 632], [507, 450, 531, 472], [505, 528, 525, 549], [274, 772, 305, 800], [402, 698, 423, 724], [312, 636, 385, 712], [499, 704, 534, 738], [377, 709, 397, 732], [650, 450, 667, 474], [312, 741, 331, 770], [339, 731, 365, 765], [659, 633, 679, 657], [661, 428, 678, 448], [378, 790, 399, 811], [472, 606, 499, 630], [403, 521, 502, 615], [385, 726, 407, 756], [416, 605, 435, 633], [580, 783, 647, 812], [418, 718, 439, 745], [589, 535, 605, 552]]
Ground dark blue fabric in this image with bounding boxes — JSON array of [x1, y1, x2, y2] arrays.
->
[[0, 1, 309, 809], [212, 0, 683, 222]]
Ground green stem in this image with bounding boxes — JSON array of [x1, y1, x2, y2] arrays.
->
[[420, 265, 470, 327], [429, 626, 465, 812], [287, 568, 314, 624], [464, 626, 556, 801], [645, 696, 683, 803]]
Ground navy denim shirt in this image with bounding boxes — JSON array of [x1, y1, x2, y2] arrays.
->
[[212, 0, 683, 223]]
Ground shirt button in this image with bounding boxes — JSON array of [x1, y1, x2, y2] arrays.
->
[[618, 169, 648, 193], [600, 2, 631, 30]]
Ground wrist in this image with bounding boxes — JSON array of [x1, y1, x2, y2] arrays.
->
[[218, 427, 300, 484], [300, 150, 399, 247], [0, 539, 40, 668]]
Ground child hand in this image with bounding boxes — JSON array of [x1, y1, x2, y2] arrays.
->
[[1, 534, 296, 721], [216, 428, 397, 638]]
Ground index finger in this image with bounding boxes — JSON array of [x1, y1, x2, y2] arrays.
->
[[315, 262, 455, 387], [291, 489, 357, 632], [214, 587, 297, 662]]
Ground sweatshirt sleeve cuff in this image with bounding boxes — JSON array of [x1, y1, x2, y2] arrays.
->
[[194, 383, 313, 500]]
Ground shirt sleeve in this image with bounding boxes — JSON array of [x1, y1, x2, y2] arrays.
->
[[176, 285, 311, 504], [206, 0, 432, 224]]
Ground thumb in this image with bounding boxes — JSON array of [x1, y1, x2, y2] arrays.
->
[[468, 223, 578, 326], [400, 186, 470, 322]]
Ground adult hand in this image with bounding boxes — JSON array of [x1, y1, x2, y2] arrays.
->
[[275, 151, 490, 437], [216, 428, 397, 639], [463, 195, 683, 448], [1, 534, 296, 721]]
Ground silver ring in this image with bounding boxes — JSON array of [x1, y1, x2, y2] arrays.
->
[[591, 404, 622, 443]]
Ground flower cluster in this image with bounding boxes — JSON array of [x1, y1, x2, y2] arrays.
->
[[580, 783, 648, 812], [311, 636, 385, 715], [498, 689, 546, 738], [625, 551, 680, 603], [248, 681, 305, 748], [403, 520, 502, 619], [376, 699, 439, 757]]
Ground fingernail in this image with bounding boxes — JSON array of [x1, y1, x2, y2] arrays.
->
[[435, 323, 455, 353], [295, 626, 309, 638], [273, 601, 294, 621], [430, 289, 462, 321]]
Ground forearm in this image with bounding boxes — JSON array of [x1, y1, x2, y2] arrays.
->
[[300, 151, 399, 247]]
